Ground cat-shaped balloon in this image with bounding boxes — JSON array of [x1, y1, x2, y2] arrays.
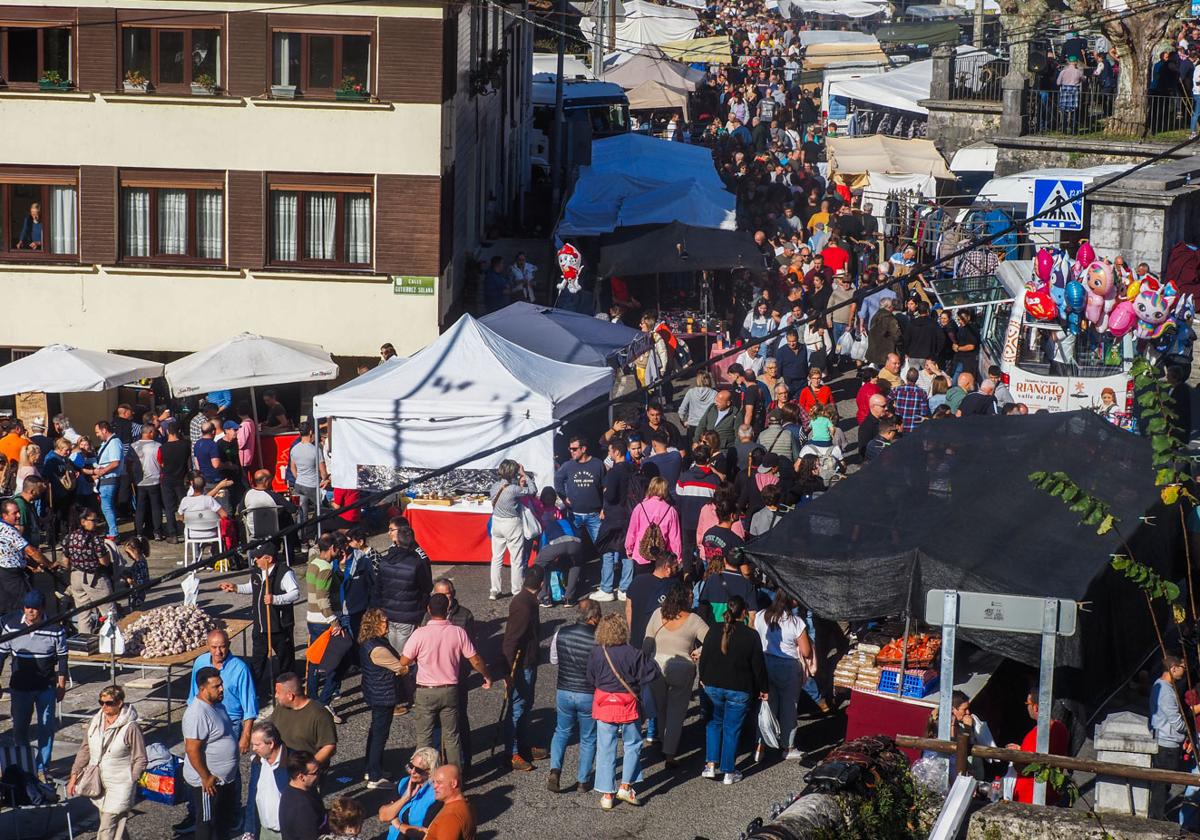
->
[[1133, 278, 1178, 341]]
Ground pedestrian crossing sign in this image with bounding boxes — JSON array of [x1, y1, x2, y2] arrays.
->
[[1030, 179, 1084, 231]]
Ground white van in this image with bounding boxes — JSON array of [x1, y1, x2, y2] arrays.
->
[[930, 260, 1134, 419]]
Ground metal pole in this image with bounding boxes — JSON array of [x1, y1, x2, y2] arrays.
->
[[937, 590, 957, 744], [593, 0, 605, 81], [550, 0, 567, 208], [1034, 597, 1059, 806], [251, 386, 264, 470], [313, 417, 323, 538]]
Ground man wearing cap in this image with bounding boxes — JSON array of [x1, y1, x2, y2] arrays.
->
[[220, 546, 301, 701], [0, 590, 68, 778], [28, 420, 52, 467]]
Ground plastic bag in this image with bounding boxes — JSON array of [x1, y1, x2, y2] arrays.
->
[[911, 753, 951, 796], [758, 700, 781, 749], [836, 329, 855, 356], [850, 332, 869, 362], [181, 571, 200, 607], [1001, 762, 1018, 800]]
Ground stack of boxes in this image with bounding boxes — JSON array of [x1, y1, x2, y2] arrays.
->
[[832, 642, 882, 690]]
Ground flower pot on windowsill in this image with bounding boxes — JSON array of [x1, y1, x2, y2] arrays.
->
[[335, 89, 370, 102], [38, 79, 73, 91], [123, 82, 149, 93], [190, 84, 218, 96], [271, 84, 297, 99]]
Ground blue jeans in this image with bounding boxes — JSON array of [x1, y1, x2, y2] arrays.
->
[[98, 482, 119, 538], [505, 667, 537, 757], [11, 686, 57, 771], [600, 552, 634, 594], [551, 689, 596, 783], [704, 685, 750, 773], [595, 720, 643, 794], [572, 512, 601, 545], [305, 622, 338, 706], [1192, 95, 1200, 134]]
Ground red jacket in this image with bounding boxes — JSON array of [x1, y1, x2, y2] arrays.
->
[[1013, 719, 1069, 805], [856, 381, 882, 424]]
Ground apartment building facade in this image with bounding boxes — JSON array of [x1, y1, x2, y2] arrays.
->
[[0, 0, 531, 361]]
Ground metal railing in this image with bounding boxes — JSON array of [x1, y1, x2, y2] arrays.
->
[[1028, 87, 1193, 137], [951, 57, 1008, 102]]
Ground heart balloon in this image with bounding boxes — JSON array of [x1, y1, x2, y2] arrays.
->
[[1107, 300, 1137, 337], [1036, 248, 1055, 283], [1076, 240, 1095, 267], [1025, 288, 1058, 321]]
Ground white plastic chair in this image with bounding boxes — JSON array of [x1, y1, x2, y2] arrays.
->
[[242, 505, 290, 566], [0, 743, 73, 839], [183, 508, 223, 569]]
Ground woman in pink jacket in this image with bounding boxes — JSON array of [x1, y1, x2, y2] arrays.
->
[[625, 476, 681, 566]]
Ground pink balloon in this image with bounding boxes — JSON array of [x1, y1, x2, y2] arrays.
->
[[1076, 240, 1095, 267], [1107, 300, 1137, 337], [1036, 248, 1054, 283]]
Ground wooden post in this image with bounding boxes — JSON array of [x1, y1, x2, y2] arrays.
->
[[954, 731, 971, 777]]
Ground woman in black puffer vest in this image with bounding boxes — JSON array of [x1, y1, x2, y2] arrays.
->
[[358, 608, 407, 788]]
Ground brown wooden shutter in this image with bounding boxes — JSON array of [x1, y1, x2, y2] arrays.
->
[[377, 17, 444, 104], [79, 166, 117, 265], [226, 13, 267, 98], [442, 12, 458, 101], [76, 8, 117, 92], [227, 171, 264, 270], [376, 174, 441, 276]]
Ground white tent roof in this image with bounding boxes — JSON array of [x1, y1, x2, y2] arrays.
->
[[164, 333, 339, 397], [0, 345, 163, 396], [626, 78, 691, 113], [531, 53, 594, 79], [950, 142, 998, 173], [604, 45, 706, 91], [798, 30, 878, 46], [976, 164, 1131, 206], [828, 47, 995, 115], [313, 316, 612, 488], [581, 0, 698, 51], [827, 135, 954, 179], [780, 0, 886, 17]]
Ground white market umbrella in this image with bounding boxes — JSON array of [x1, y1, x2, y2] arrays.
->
[[165, 332, 340, 483], [0, 344, 163, 395], [164, 332, 339, 397]]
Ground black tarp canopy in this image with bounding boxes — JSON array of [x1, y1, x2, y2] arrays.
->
[[597, 222, 767, 277], [742, 411, 1181, 699], [875, 21, 962, 44]]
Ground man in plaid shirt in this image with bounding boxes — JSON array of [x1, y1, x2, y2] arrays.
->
[[890, 367, 931, 432]]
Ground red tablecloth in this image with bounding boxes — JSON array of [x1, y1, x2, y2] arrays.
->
[[844, 688, 935, 763], [404, 506, 500, 565], [709, 341, 738, 384]]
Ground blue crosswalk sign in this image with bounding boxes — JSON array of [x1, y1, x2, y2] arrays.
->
[[1030, 179, 1084, 231]]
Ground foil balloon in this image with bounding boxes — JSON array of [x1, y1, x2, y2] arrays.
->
[[556, 242, 583, 294], [1076, 240, 1095, 267], [1133, 278, 1177, 341], [1107, 300, 1137, 337], [1064, 280, 1086, 334], [1024, 287, 1058, 321], [1084, 261, 1115, 328], [1035, 248, 1055, 283]]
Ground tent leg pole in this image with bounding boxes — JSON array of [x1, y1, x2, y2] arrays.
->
[[251, 386, 263, 470], [314, 417, 323, 538]]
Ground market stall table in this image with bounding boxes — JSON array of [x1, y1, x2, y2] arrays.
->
[[67, 616, 252, 726], [404, 498, 532, 566]]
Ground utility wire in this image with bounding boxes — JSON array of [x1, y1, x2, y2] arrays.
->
[[2, 128, 1194, 647]]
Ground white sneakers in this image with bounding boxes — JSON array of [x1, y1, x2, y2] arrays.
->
[[723, 771, 743, 785], [616, 786, 639, 806], [785, 748, 805, 761], [591, 590, 616, 602], [616, 591, 628, 602], [701, 764, 718, 779]]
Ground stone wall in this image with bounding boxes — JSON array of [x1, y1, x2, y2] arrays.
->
[[925, 100, 1002, 159], [967, 800, 1199, 839], [1087, 157, 1200, 272], [992, 136, 1187, 178]]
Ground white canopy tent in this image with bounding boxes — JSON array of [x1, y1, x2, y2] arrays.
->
[[604, 45, 706, 91], [164, 333, 339, 397], [581, 0, 698, 52], [0, 345, 163, 396], [798, 30, 878, 46], [779, 0, 886, 18], [312, 316, 612, 490]]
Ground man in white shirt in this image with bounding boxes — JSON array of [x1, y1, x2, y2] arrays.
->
[[245, 720, 288, 840], [178, 475, 230, 520], [735, 341, 767, 376], [508, 252, 537, 303], [220, 546, 302, 700], [243, 470, 277, 511]]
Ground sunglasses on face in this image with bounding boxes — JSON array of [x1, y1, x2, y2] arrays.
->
[[99, 699, 119, 707], [406, 762, 429, 775]]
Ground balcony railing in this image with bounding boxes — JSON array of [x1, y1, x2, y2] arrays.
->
[[1028, 87, 1192, 138], [950, 57, 1007, 102]]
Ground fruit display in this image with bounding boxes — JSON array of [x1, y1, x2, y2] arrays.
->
[[875, 633, 941, 668], [125, 605, 222, 658]]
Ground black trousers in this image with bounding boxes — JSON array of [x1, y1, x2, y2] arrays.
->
[[365, 704, 394, 781], [1150, 744, 1183, 820], [135, 484, 164, 538], [190, 778, 239, 840], [249, 627, 296, 701], [160, 479, 185, 538]]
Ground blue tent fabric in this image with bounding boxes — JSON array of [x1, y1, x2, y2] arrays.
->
[[479, 301, 645, 367]]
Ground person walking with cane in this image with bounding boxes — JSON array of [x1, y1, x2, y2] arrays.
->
[[220, 546, 300, 704]]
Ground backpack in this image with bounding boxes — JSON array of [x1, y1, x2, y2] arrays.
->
[[636, 503, 668, 559]]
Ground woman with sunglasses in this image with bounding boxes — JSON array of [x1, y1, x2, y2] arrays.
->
[[377, 745, 441, 839], [68, 685, 147, 840]]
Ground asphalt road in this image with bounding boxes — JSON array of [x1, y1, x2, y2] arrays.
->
[[14, 366, 867, 840]]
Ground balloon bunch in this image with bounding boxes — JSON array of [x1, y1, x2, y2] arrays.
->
[[1024, 241, 1191, 352]]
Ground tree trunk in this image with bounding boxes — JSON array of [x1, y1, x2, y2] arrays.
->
[[1068, 0, 1186, 137]]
